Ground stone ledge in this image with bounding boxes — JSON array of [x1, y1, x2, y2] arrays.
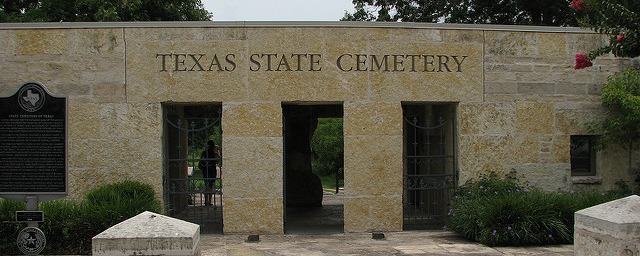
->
[[0, 21, 594, 34], [571, 176, 602, 184]]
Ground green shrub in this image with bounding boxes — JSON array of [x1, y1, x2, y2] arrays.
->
[[39, 199, 87, 254], [0, 199, 26, 254], [447, 171, 630, 247], [71, 180, 163, 254], [553, 189, 631, 236], [83, 180, 163, 231], [0, 180, 163, 255]]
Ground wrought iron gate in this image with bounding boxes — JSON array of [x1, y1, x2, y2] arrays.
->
[[163, 105, 222, 233], [403, 105, 457, 229]]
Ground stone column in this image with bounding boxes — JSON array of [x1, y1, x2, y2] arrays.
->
[[343, 101, 403, 232], [221, 102, 284, 234], [283, 105, 323, 207]]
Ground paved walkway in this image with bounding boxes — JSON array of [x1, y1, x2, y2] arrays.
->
[[200, 231, 574, 256]]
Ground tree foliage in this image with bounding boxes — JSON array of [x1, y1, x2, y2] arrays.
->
[[590, 67, 640, 172], [311, 118, 344, 176], [342, 0, 578, 26], [0, 0, 211, 22], [571, 0, 639, 66]]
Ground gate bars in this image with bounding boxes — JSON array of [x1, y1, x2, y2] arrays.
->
[[403, 114, 458, 229], [163, 108, 222, 232]]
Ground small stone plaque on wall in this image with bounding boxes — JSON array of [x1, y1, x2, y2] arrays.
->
[[0, 82, 67, 195]]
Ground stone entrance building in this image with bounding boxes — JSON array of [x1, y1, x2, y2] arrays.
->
[[0, 22, 637, 234]]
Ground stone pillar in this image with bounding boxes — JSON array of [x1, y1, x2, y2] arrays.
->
[[343, 101, 403, 232], [574, 195, 640, 256], [283, 105, 323, 207], [221, 102, 284, 234]]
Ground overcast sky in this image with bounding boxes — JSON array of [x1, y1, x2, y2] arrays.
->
[[202, 0, 356, 21]]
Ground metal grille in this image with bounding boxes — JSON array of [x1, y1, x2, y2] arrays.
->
[[403, 111, 457, 230], [163, 107, 222, 233]]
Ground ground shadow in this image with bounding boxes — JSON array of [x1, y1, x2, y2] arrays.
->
[[285, 192, 344, 234]]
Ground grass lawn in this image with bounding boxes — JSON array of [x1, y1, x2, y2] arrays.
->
[[318, 174, 344, 192]]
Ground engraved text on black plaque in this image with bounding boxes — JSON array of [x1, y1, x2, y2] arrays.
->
[[0, 83, 67, 194]]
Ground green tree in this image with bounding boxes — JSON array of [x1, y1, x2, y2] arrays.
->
[[590, 68, 640, 174], [571, 0, 639, 69], [341, 2, 377, 21], [342, 0, 578, 26], [0, 0, 211, 22], [311, 118, 344, 177], [0, 0, 43, 22]]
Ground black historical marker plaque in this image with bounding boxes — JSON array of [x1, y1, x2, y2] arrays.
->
[[16, 211, 45, 222], [0, 82, 67, 194]]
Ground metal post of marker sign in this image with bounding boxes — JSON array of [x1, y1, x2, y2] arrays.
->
[[15, 196, 47, 255], [0, 82, 68, 255]]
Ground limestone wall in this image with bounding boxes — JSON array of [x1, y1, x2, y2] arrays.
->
[[468, 30, 638, 191], [0, 28, 165, 201], [0, 22, 637, 234]]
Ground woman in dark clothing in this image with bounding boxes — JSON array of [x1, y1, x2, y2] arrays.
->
[[199, 140, 219, 205]]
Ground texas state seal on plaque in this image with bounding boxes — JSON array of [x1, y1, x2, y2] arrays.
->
[[16, 227, 46, 255]]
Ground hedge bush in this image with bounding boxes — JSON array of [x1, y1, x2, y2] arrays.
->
[[447, 171, 630, 247], [0, 199, 26, 253], [83, 180, 163, 233], [0, 180, 163, 255]]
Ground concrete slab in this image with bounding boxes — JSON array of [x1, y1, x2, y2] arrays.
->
[[199, 231, 574, 256], [575, 195, 640, 256], [92, 211, 200, 256]]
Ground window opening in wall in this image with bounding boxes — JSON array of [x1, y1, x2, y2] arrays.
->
[[403, 103, 457, 230], [570, 135, 596, 176], [163, 104, 223, 233], [283, 103, 344, 234]]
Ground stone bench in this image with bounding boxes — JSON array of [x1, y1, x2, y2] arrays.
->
[[92, 211, 200, 256], [574, 195, 640, 256]]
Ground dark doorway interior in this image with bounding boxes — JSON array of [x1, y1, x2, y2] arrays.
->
[[402, 103, 457, 230], [283, 103, 344, 234], [163, 104, 223, 234]]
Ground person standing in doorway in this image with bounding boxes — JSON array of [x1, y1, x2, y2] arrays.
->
[[199, 140, 219, 206]]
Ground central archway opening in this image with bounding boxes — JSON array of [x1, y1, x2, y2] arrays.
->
[[282, 103, 344, 234]]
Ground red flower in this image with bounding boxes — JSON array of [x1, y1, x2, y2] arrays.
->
[[574, 53, 593, 70], [617, 33, 624, 43], [570, 0, 587, 12]]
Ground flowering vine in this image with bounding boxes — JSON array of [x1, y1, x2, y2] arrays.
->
[[574, 53, 593, 69], [570, 0, 587, 12], [570, 0, 639, 69]]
